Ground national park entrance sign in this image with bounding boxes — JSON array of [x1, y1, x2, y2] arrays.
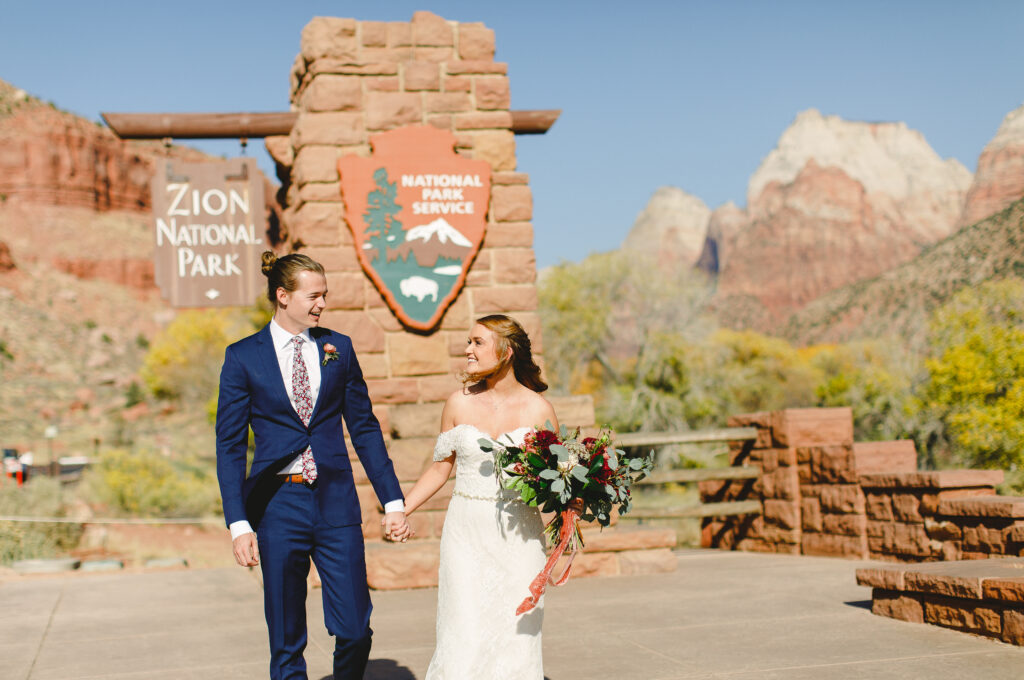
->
[[102, 11, 597, 589], [339, 126, 490, 331], [149, 158, 265, 307]]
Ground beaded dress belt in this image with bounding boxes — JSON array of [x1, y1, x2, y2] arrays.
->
[[452, 489, 520, 502]]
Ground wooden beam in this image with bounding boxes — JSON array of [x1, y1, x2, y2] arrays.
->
[[635, 467, 760, 485], [101, 109, 561, 139], [101, 112, 299, 139], [509, 109, 561, 134], [615, 427, 758, 448]]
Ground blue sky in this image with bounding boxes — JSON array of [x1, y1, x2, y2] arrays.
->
[[2, 1, 1023, 267]]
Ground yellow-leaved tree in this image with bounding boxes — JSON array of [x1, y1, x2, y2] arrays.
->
[[915, 278, 1024, 471], [141, 302, 272, 407]]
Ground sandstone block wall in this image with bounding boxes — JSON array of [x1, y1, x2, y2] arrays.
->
[[266, 14, 615, 577], [702, 408, 1021, 564]]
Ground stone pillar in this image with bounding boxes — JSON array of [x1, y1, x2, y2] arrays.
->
[[265, 13, 595, 571], [703, 408, 862, 556]]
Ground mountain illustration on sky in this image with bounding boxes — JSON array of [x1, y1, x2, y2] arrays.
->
[[388, 217, 473, 269]]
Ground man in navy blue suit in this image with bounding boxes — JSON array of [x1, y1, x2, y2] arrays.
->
[[216, 252, 410, 680]]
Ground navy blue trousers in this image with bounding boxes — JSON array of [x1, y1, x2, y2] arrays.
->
[[256, 481, 372, 680]]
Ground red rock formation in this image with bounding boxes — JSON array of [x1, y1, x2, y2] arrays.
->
[[0, 240, 14, 271], [622, 187, 710, 267], [0, 81, 211, 212], [709, 110, 971, 327], [958, 105, 1024, 227], [52, 257, 155, 291], [696, 201, 745, 275]]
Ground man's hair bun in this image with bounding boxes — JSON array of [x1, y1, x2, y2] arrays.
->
[[260, 251, 277, 277]]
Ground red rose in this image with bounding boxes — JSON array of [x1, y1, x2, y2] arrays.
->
[[535, 429, 559, 448]]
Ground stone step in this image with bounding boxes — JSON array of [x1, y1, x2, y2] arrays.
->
[[12, 558, 80, 574], [938, 496, 1024, 519], [857, 556, 1024, 600], [859, 470, 1004, 490], [366, 527, 679, 590], [580, 527, 676, 551], [856, 556, 1024, 645], [80, 560, 124, 572]]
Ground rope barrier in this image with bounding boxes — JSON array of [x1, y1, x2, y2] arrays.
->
[[0, 515, 222, 526]]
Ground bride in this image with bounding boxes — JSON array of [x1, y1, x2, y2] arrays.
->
[[400, 313, 557, 679]]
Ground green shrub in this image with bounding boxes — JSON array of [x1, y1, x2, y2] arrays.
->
[[0, 477, 82, 565], [82, 449, 221, 518]]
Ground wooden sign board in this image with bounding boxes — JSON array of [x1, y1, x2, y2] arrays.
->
[[339, 126, 491, 331], [150, 158, 266, 307]]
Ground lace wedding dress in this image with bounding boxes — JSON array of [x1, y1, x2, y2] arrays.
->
[[425, 424, 546, 680]]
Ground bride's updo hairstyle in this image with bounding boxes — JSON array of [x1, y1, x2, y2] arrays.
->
[[464, 314, 548, 393], [260, 251, 325, 307]]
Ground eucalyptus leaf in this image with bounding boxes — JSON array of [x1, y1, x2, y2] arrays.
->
[[543, 419, 555, 431], [628, 457, 644, 470], [477, 438, 494, 452], [570, 465, 589, 482], [606, 451, 618, 469], [604, 484, 615, 498], [539, 469, 560, 480], [551, 478, 565, 493], [550, 444, 569, 462]]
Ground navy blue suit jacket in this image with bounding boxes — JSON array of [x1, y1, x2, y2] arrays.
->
[[215, 324, 402, 529]]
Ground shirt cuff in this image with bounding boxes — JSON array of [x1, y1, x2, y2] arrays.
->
[[229, 520, 254, 540], [383, 500, 405, 514]]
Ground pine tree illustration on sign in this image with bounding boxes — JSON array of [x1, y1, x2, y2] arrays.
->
[[363, 168, 402, 264]]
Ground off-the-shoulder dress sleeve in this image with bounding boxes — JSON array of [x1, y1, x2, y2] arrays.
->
[[433, 427, 460, 461]]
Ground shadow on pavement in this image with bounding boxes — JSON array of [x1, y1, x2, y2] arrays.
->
[[319, 659, 417, 680], [844, 599, 873, 610]]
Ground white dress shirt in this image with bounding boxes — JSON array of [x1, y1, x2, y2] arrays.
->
[[229, 318, 403, 540]]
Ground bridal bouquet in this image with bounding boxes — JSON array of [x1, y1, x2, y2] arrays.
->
[[479, 424, 654, 614]]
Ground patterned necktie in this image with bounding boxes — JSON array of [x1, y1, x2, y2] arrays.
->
[[290, 335, 318, 484]]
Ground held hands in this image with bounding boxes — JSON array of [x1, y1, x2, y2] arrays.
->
[[232, 532, 260, 567], [382, 511, 414, 543]]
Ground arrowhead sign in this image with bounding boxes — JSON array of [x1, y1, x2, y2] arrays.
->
[[339, 126, 491, 331]]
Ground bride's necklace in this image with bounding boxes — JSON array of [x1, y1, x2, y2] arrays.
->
[[487, 388, 514, 412]]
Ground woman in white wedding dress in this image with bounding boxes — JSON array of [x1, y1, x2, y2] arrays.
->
[[401, 314, 557, 680]]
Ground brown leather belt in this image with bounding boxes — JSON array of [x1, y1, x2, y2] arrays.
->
[[280, 473, 305, 484]]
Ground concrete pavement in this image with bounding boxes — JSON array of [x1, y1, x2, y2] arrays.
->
[[4, 549, 1024, 679]]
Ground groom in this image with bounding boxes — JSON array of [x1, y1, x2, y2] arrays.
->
[[216, 252, 410, 680]]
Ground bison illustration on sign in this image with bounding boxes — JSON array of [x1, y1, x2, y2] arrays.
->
[[339, 126, 491, 331]]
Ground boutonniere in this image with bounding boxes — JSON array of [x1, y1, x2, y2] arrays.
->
[[321, 343, 339, 366]]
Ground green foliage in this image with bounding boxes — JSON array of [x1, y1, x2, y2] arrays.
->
[[539, 250, 714, 395], [124, 381, 145, 408], [0, 477, 82, 565], [809, 340, 919, 443], [140, 306, 263, 403], [82, 449, 221, 518], [916, 279, 1024, 471], [0, 338, 12, 363], [539, 252, 940, 461]]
